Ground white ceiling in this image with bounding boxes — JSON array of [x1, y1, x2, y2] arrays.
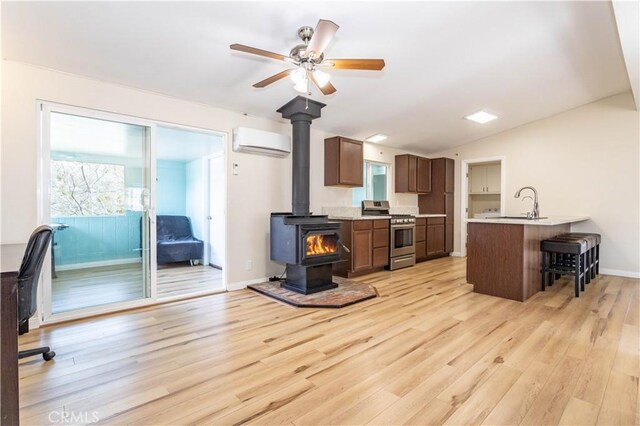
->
[[2, 1, 631, 153]]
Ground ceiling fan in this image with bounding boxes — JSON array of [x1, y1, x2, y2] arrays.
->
[[230, 19, 385, 96]]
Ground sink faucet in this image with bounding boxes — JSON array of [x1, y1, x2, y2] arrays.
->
[[514, 186, 539, 219]]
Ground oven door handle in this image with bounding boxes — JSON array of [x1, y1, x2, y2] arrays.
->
[[339, 242, 351, 253], [392, 225, 415, 230]]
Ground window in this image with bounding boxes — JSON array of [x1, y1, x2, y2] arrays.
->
[[51, 160, 126, 216], [352, 161, 389, 206]]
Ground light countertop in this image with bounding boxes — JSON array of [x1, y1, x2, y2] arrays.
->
[[466, 216, 589, 226], [329, 213, 447, 221], [329, 215, 392, 221]]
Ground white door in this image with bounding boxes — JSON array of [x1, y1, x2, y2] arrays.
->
[[41, 104, 157, 322], [469, 165, 487, 193], [486, 164, 502, 193]]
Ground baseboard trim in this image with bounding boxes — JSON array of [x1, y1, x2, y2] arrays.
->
[[450, 252, 464, 257], [600, 268, 640, 279], [227, 277, 269, 291], [56, 258, 140, 271]]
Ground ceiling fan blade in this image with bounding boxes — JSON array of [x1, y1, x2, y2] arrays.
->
[[309, 72, 337, 95], [325, 59, 386, 70], [306, 19, 339, 58], [230, 43, 287, 61], [253, 69, 292, 88]]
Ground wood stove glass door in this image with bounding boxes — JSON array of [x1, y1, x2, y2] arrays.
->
[[305, 233, 339, 257]]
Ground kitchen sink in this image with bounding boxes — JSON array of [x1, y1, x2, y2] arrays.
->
[[485, 216, 548, 220]]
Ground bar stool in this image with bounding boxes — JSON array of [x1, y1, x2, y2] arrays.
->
[[541, 237, 590, 297], [551, 234, 597, 284], [561, 232, 601, 278]]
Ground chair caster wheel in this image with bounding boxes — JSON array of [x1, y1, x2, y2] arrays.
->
[[43, 351, 56, 361]]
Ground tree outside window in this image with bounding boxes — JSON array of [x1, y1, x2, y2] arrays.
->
[[51, 160, 126, 216]]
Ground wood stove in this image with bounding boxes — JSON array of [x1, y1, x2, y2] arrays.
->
[[269, 96, 342, 294], [271, 214, 341, 294]]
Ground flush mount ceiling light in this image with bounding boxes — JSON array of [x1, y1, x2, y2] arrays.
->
[[365, 133, 388, 143], [464, 110, 498, 124]]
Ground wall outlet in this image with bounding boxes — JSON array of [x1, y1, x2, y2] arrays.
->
[[245, 260, 252, 271]]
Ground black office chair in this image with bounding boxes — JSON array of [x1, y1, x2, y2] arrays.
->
[[17, 225, 56, 361]]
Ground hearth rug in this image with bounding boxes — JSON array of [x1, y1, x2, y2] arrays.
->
[[248, 276, 378, 308]]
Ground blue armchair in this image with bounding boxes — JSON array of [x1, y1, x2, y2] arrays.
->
[[156, 215, 204, 265]]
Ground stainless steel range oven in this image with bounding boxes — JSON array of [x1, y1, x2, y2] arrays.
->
[[389, 215, 416, 270], [361, 200, 416, 271]]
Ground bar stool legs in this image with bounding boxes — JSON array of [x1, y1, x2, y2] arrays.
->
[[540, 232, 601, 298]]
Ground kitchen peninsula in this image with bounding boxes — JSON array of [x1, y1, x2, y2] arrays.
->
[[466, 216, 589, 301]]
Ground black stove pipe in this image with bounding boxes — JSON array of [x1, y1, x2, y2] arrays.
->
[[291, 115, 311, 216], [277, 96, 326, 216]]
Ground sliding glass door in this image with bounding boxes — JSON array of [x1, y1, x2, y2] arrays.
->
[[42, 106, 155, 319]]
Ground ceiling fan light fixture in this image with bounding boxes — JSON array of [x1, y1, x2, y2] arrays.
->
[[290, 68, 306, 84], [294, 78, 308, 94], [312, 69, 330, 87], [231, 19, 385, 96]]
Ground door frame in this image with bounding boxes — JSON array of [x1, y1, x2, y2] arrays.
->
[[155, 124, 228, 295], [460, 156, 506, 257], [205, 152, 225, 270], [37, 101, 228, 325]]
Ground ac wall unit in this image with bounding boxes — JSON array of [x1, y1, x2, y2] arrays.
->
[[232, 127, 291, 157]]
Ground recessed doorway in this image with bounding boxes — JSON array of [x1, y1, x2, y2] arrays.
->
[[460, 157, 506, 257], [155, 126, 225, 299]]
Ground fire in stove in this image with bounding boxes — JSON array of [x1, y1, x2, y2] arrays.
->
[[306, 234, 339, 256]]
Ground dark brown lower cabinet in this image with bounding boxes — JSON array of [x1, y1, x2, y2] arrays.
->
[[416, 217, 449, 262], [427, 223, 446, 256], [334, 219, 389, 277], [373, 247, 388, 267], [352, 229, 373, 272], [415, 218, 427, 260]]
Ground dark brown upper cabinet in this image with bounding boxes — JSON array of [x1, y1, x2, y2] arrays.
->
[[395, 154, 431, 194], [324, 136, 363, 187]]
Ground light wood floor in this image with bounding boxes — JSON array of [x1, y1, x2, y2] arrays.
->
[[52, 263, 223, 313], [20, 257, 638, 425]]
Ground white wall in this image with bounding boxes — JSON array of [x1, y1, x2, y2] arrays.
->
[[1, 60, 292, 285], [432, 92, 640, 276], [0, 61, 423, 285]]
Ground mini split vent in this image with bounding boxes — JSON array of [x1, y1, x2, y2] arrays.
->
[[232, 127, 291, 157]]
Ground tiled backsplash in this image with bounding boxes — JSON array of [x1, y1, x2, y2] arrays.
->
[[390, 206, 419, 215]]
